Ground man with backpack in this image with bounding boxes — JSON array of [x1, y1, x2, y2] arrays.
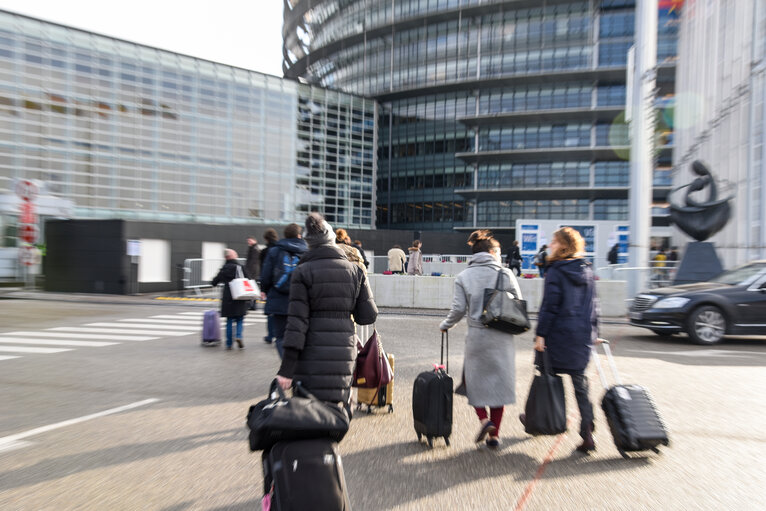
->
[[260, 223, 307, 358]]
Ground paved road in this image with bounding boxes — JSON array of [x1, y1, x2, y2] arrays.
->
[[1, 299, 765, 510]]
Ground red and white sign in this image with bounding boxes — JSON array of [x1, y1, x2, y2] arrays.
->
[[19, 201, 38, 225], [15, 179, 38, 202], [19, 224, 39, 244], [18, 245, 40, 266]]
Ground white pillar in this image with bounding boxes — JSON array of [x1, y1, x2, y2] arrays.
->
[[627, 0, 657, 298]]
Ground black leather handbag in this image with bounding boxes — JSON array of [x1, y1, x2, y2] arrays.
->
[[247, 380, 350, 452], [523, 350, 567, 435], [480, 270, 530, 335]]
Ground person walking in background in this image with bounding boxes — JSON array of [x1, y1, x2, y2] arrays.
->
[[259, 228, 279, 344], [607, 243, 619, 266], [439, 230, 521, 449], [535, 244, 548, 278], [508, 240, 522, 277], [211, 249, 249, 350], [387, 244, 406, 274], [335, 228, 365, 270], [522, 227, 600, 454], [353, 239, 369, 269], [245, 236, 261, 311], [261, 224, 307, 358], [276, 213, 378, 410], [407, 240, 423, 275]]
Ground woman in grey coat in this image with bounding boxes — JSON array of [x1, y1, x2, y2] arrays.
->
[[439, 230, 521, 449]]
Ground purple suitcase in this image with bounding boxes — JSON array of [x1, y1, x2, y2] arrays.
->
[[202, 310, 221, 345]]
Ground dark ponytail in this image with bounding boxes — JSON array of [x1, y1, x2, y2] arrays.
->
[[467, 229, 500, 254]]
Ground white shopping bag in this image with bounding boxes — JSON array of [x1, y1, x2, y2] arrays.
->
[[229, 265, 260, 300]]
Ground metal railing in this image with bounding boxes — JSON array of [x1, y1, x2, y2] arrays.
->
[[183, 258, 245, 296], [371, 254, 471, 276], [608, 260, 680, 289]]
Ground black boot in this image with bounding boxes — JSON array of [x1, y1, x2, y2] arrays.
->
[[575, 422, 596, 453]]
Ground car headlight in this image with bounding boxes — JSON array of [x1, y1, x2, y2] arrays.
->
[[653, 297, 690, 309]]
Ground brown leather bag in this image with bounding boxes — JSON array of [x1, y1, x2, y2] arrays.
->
[[352, 329, 393, 389]]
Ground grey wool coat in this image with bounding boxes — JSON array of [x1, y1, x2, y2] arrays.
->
[[439, 252, 521, 407]]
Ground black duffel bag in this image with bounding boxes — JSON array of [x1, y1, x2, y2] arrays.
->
[[247, 380, 350, 452], [523, 350, 567, 436]]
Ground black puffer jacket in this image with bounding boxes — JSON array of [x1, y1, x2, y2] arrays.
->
[[211, 260, 250, 318], [278, 245, 378, 403]]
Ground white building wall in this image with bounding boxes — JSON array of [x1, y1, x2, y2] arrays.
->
[[674, 0, 766, 267]]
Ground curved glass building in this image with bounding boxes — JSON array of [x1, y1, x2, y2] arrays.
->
[[284, 0, 678, 234]]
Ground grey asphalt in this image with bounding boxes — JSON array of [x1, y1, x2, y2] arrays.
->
[[1, 296, 765, 510]]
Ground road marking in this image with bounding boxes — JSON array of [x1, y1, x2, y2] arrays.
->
[[0, 345, 72, 354], [151, 315, 206, 320], [85, 322, 198, 331], [513, 416, 574, 511], [0, 355, 22, 361], [47, 326, 194, 337], [1, 331, 156, 341], [117, 318, 205, 325], [627, 348, 766, 358], [0, 338, 117, 347], [0, 398, 160, 453]]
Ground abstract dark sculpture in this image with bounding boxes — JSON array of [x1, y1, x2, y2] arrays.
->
[[668, 160, 733, 242]]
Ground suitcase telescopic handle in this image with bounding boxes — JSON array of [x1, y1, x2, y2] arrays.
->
[[441, 331, 449, 373], [590, 339, 623, 389]]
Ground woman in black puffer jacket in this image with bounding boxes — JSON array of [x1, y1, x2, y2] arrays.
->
[[275, 213, 378, 406]]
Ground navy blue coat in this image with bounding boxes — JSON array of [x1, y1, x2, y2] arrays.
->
[[536, 258, 599, 371], [260, 237, 308, 315]]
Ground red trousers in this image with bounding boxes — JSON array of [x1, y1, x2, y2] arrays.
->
[[474, 406, 504, 434]]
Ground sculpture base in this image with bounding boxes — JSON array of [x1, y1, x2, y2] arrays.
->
[[673, 242, 724, 285]]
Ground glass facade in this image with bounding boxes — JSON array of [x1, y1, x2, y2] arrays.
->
[[284, 0, 677, 232], [0, 10, 376, 232], [674, 0, 766, 266]]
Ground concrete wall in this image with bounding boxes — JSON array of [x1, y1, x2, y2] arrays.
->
[[367, 274, 627, 317]]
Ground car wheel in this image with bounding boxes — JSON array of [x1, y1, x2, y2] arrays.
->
[[687, 306, 726, 345]]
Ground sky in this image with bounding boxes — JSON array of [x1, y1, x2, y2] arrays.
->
[[0, 0, 285, 76]]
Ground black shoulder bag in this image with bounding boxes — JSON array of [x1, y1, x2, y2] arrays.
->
[[480, 270, 531, 335]]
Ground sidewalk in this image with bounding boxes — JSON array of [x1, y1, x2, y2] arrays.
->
[[0, 288, 630, 323]]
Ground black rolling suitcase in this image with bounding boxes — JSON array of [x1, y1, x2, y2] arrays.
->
[[262, 439, 351, 510], [412, 332, 453, 448], [592, 341, 670, 458]]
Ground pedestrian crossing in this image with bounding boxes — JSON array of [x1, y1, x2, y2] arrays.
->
[[0, 310, 267, 363]]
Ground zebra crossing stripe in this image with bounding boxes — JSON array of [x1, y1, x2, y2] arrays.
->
[[86, 322, 198, 331], [117, 318, 204, 326], [150, 315, 204, 320], [1, 332, 156, 341], [0, 345, 72, 354], [47, 327, 194, 337], [0, 338, 117, 347]]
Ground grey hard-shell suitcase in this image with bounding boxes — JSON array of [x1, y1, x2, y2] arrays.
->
[[592, 341, 670, 458]]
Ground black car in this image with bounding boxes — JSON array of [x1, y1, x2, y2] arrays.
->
[[629, 261, 766, 344]]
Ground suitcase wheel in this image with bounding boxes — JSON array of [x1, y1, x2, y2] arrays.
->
[[417, 432, 422, 442], [355, 403, 362, 411], [444, 436, 450, 446], [387, 404, 394, 413], [618, 449, 630, 459], [650, 447, 661, 454], [427, 436, 433, 448], [366, 405, 373, 414]]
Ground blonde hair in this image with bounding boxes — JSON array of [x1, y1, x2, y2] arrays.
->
[[548, 227, 585, 263], [335, 228, 349, 244]]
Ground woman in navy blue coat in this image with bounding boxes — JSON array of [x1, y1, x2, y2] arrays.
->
[[531, 227, 601, 453]]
